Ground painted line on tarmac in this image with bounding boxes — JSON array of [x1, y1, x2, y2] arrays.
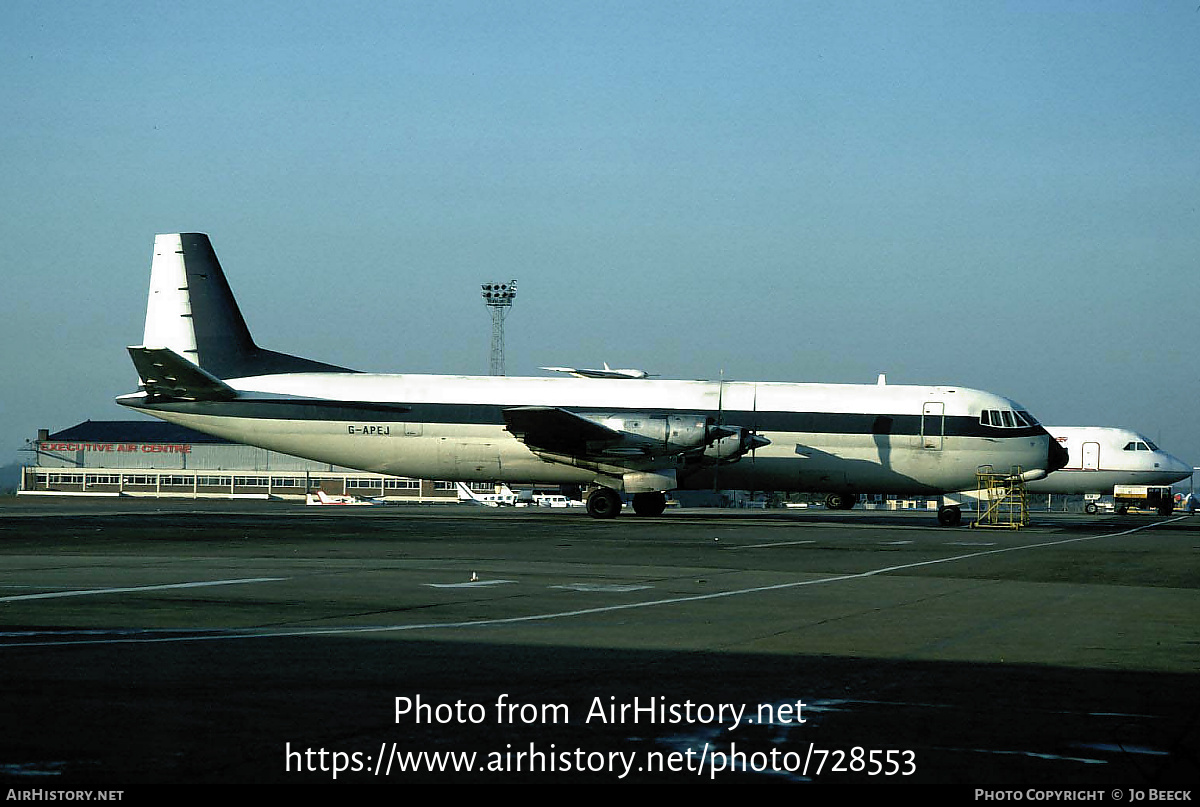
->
[[0, 577, 287, 602], [1, 517, 1185, 647], [728, 539, 816, 550]]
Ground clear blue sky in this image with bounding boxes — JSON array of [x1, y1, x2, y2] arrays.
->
[[2, 2, 1197, 471]]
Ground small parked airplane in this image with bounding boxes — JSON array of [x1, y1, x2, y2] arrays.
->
[[305, 489, 383, 506], [456, 482, 520, 507]]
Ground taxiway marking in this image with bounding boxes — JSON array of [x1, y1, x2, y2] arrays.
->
[[0, 577, 286, 602]]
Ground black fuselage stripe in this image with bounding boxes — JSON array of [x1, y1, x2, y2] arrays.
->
[[129, 399, 1046, 440]]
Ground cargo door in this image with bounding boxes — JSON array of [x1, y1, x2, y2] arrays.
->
[[921, 402, 944, 450], [455, 441, 501, 478]]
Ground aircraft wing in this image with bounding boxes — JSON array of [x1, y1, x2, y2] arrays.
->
[[502, 406, 625, 456], [127, 346, 237, 401], [503, 405, 768, 471]]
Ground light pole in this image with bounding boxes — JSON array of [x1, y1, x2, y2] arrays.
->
[[481, 280, 516, 376]]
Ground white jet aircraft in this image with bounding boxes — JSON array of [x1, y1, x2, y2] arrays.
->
[[1027, 427, 1192, 511], [117, 234, 1068, 526]]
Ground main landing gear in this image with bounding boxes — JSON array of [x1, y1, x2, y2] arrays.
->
[[937, 505, 962, 527], [631, 491, 667, 516], [825, 492, 858, 510], [585, 488, 668, 518], [825, 492, 960, 525], [585, 487, 622, 519]]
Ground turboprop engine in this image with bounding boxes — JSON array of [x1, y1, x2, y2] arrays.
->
[[573, 412, 769, 463], [589, 413, 714, 454], [703, 426, 771, 463]]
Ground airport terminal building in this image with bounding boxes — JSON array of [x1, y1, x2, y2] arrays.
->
[[21, 420, 478, 501]]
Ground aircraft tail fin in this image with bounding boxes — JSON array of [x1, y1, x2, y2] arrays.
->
[[137, 233, 352, 379]]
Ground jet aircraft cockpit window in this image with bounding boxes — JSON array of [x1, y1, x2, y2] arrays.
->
[[980, 409, 1036, 429], [1123, 441, 1154, 451]]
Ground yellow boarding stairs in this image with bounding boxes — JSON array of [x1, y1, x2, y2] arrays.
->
[[971, 466, 1028, 529]]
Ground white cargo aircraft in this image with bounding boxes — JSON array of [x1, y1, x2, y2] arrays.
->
[[1028, 427, 1192, 507], [117, 234, 1068, 525]]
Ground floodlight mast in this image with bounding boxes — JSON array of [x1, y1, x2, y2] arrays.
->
[[481, 280, 516, 376]]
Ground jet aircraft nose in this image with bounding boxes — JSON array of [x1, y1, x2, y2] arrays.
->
[[1046, 433, 1070, 474], [1164, 452, 1194, 478]]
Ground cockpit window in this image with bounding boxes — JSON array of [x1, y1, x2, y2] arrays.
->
[[980, 409, 1036, 429], [1124, 441, 1154, 452]]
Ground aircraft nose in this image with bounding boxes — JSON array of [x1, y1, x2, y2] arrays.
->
[[1167, 453, 1194, 476], [1046, 434, 1070, 474]]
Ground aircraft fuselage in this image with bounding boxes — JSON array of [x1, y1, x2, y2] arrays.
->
[[120, 372, 1057, 496]]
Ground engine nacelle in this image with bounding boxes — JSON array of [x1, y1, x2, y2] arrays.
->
[[588, 413, 713, 454], [703, 427, 771, 463], [578, 412, 769, 463]]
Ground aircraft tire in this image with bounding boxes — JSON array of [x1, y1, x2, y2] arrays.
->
[[1084, 502, 1098, 515], [937, 505, 962, 527], [631, 491, 667, 517], [586, 488, 622, 519], [825, 492, 857, 510]]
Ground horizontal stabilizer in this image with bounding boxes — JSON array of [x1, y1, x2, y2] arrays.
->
[[127, 346, 237, 401]]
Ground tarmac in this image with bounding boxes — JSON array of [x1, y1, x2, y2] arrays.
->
[[0, 497, 1196, 784]]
